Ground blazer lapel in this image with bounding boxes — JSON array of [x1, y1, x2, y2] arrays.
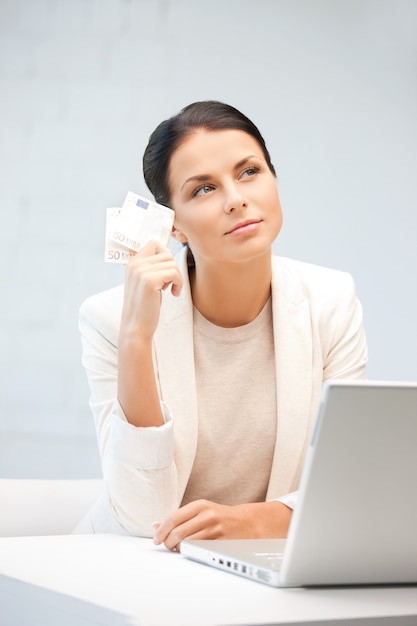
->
[[152, 247, 198, 500], [266, 258, 314, 498]]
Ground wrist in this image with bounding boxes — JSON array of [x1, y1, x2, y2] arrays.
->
[[252, 501, 292, 539]]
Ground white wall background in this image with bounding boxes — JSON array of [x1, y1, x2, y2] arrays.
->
[[1, 0, 416, 478]]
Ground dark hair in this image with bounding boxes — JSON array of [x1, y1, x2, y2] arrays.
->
[[143, 100, 276, 207]]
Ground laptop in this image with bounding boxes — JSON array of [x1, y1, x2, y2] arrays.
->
[[181, 380, 417, 587]]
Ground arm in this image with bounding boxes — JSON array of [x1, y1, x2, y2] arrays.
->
[[79, 242, 183, 536], [117, 241, 183, 427], [153, 500, 293, 552]]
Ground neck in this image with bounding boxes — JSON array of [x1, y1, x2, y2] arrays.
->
[[190, 252, 272, 328]]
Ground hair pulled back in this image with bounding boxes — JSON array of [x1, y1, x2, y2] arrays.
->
[[143, 100, 276, 208]]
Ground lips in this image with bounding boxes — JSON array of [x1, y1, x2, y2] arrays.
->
[[225, 219, 262, 235]]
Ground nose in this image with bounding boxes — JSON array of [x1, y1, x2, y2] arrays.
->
[[223, 184, 248, 214]]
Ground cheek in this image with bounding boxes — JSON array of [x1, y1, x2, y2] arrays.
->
[[178, 213, 219, 251], [180, 206, 215, 232], [265, 188, 283, 228], [173, 212, 204, 244], [269, 186, 282, 213]]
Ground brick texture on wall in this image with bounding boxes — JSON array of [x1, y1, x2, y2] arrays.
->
[[1, 0, 416, 478]]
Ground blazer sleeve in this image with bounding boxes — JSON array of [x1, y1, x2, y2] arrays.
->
[[318, 271, 368, 381], [79, 289, 179, 536]]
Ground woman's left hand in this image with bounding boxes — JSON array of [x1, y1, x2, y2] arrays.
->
[[152, 499, 292, 551]]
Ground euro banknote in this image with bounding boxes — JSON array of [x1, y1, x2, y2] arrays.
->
[[105, 191, 175, 264]]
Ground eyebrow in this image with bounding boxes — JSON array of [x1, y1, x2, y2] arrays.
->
[[180, 155, 260, 192]]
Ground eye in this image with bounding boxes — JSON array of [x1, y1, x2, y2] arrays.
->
[[193, 183, 215, 197], [239, 165, 260, 179]]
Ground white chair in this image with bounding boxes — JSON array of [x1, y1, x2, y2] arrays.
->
[[0, 478, 103, 536]]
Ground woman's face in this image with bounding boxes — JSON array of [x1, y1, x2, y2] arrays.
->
[[168, 129, 283, 266]]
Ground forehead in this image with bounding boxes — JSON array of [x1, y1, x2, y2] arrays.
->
[[169, 129, 264, 185]]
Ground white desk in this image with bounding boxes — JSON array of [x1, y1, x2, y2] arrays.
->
[[0, 534, 416, 626]]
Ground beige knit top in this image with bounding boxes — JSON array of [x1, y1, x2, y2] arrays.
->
[[182, 297, 277, 507]]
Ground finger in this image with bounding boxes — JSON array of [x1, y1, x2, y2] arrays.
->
[[170, 279, 183, 297], [165, 517, 218, 552], [153, 502, 200, 546], [125, 254, 183, 296], [155, 501, 218, 551], [139, 239, 170, 257]]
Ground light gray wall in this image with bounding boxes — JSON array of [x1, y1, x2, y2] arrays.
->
[[1, 0, 416, 478]]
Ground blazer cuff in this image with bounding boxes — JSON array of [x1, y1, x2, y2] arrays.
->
[[108, 400, 174, 470], [273, 491, 298, 509]]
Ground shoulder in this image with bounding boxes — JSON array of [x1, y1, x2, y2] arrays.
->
[[272, 255, 355, 287], [80, 283, 125, 319], [79, 284, 125, 343], [271, 256, 356, 305]]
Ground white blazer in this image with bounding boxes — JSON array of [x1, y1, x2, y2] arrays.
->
[[77, 247, 367, 536]]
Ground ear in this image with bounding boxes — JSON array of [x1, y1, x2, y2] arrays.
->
[[171, 224, 188, 243]]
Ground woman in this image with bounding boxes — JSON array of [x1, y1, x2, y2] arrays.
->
[[78, 101, 367, 549]]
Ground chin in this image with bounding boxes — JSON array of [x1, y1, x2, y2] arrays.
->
[[228, 239, 274, 263]]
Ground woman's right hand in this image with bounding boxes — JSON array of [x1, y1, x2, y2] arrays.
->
[[121, 240, 183, 340]]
